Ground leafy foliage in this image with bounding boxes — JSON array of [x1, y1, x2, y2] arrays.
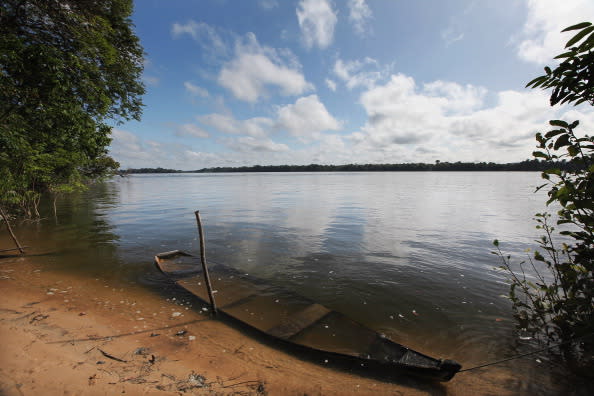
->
[[0, 0, 144, 216], [497, 22, 594, 374], [526, 22, 594, 106]]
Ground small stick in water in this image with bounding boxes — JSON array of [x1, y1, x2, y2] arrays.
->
[[194, 210, 217, 315], [0, 207, 25, 254]]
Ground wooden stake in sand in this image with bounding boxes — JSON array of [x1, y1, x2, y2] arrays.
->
[[0, 207, 25, 254], [194, 210, 217, 315]]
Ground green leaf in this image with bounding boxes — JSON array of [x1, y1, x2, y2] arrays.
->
[[554, 134, 570, 150], [543, 168, 561, 176], [526, 76, 547, 88], [530, 78, 548, 89], [544, 129, 566, 138], [574, 97, 589, 105], [578, 31, 594, 51], [565, 25, 594, 47], [561, 22, 592, 32], [549, 120, 569, 128], [533, 151, 549, 159], [553, 51, 575, 59]]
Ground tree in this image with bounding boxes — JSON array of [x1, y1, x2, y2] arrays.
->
[[0, 0, 145, 216], [527, 22, 594, 107], [496, 22, 594, 374]]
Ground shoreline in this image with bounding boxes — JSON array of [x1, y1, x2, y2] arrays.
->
[[1, 252, 450, 395], [0, 247, 551, 395]]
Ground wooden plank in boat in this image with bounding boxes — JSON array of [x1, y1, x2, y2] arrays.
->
[[155, 252, 197, 274], [176, 274, 258, 308], [159, 253, 316, 331], [290, 311, 377, 357], [222, 294, 312, 332], [267, 303, 331, 340]]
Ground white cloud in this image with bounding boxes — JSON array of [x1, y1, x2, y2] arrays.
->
[[110, 129, 208, 169], [111, 129, 143, 156], [423, 81, 487, 114], [351, 72, 594, 164], [348, 0, 372, 36], [221, 136, 289, 153], [516, 0, 594, 64], [183, 151, 224, 169], [354, 73, 571, 162], [325, 78, 337, 91], [171, 20, 229, 57], [198, 95, 341, 142], [258, 0, 278, 10], [276, 94, 341, 141], [184, 82, 209, 98], [218, 33, 313, 102], [359, 74, 444, 145], [199, 113, 274, 138], [448, 90, 554, 149], [109, 128, 291, 169], [143, 75, 159, 86], [296, 0, 337, 49], [333, 57, 387, 90], [439, 2, 475, 47], [441, 27, 464, 46], [174, 124, 210, 138]]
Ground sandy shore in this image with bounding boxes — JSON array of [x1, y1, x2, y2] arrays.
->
[[0, 250, 520, 396]]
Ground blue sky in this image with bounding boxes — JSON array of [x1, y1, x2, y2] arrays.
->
[[110, 0, 594, 170]]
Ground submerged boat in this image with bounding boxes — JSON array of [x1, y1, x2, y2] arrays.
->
[[154, 250, 461, 381]]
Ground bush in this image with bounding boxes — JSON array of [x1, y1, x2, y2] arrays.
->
[[496, 22, 594, 374]]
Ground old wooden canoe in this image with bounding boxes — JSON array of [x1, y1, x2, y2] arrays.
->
[[154, 250, 461, 381]]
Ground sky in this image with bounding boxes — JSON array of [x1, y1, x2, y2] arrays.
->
[[110, 0, 594, 170]]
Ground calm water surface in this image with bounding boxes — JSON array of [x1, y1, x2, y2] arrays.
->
[[12, 172, 591, 394]]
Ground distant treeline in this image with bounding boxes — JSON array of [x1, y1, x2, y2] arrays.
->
[[122, 159, 576, 174], [121, 167, 183, 174]]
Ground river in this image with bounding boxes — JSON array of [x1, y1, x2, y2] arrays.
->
[[5, 172, 591, 394]]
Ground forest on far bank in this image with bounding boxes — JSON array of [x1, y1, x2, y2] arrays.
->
[[122, 158, 574, 174]]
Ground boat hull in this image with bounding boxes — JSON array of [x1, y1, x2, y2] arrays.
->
[[154, 250, 461, 381]]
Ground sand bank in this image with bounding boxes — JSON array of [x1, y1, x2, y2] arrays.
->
[[0, 252, 518, 395]]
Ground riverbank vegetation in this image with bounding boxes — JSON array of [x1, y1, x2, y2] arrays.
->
[[0, 0, 144, 218], [123, 159, 572, 174], [496, 22, 594, 375]]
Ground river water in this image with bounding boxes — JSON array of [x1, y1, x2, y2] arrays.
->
[[6, 172, 591, 394]]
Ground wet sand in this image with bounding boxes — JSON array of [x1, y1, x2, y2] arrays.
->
[[0, 252, 520, 396]]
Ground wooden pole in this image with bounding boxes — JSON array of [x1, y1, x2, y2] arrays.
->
[[0, 207, 25, 254], [194, 210, 217, 315]]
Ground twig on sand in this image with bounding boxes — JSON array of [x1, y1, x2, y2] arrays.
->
[[15, 311, 38, 321], [97, 348, 128, 363], [220, 380, 262, 389], [29, 313, 49, 324], [223, 372, 247, 383], [47, 317, 210, 344]]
